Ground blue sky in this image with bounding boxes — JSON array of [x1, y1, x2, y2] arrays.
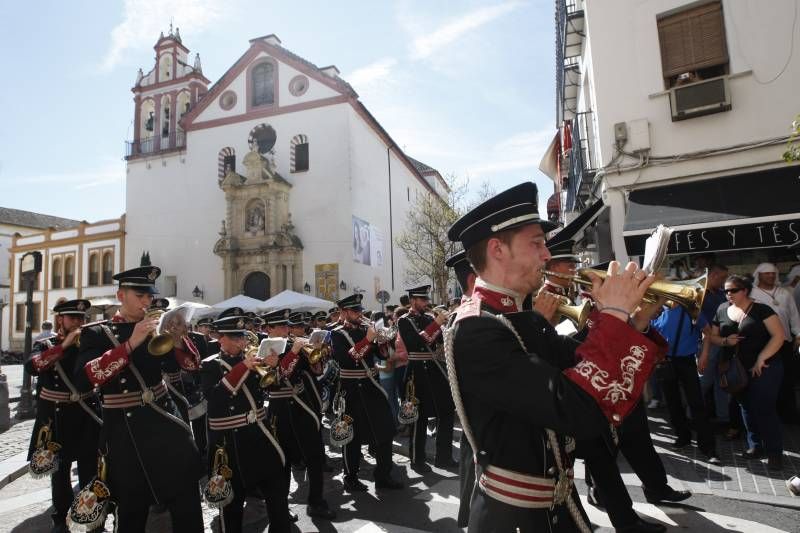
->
[[0, 0, 556, 223]]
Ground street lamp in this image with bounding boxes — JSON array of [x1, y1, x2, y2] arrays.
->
[[17, 251, 42, 420], [303, 282, 311, 293], [339, 280, 347, 291], [192, 285, 204, 300]]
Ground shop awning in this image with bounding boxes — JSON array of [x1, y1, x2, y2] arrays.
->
[[548, 199, 606, 246], [623, 165, 800, 255]]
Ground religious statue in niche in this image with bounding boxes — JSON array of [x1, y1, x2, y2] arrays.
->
[[246, 204, 266, 233], [145, 111, 154, 132]]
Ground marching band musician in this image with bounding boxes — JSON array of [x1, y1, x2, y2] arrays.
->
[[150, 298, 210, 461], [196, 316, 220, 355], [262, 309, 337, 520], [445, 183, 668, 532], [397, 285, 456, 472], [325, 307, 341, 330], [73, 266, 204, 532], [200, 308, 294, 532], [544, 241, 672, 533], [26, 299, 102, 533], [330, 293, 404, 492]]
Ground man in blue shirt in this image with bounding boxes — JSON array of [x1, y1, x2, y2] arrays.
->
[[652, 301, 721, 464]]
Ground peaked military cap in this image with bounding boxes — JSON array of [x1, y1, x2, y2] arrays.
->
[[196, 317, 214, 327], [288, 312, 306, 326], [213, 307, 249, 334], [217, 307, 245, 320], [445, 249, 468, 269], [337, 293, 363, 311], [313, 311, 327, 321], [53, 299, 91, 316], [547, 239, 580, 263], [302, 311, 313, 324], [149, 298, 170, 311], [113, 266, 161, 294], [245, 311, 257, 319], [253, 317, 265, 327], [263, 308, 291, 326], [328, 307, 339, 314], [447, 182, 557, 251], [406, 285, 431, 299]]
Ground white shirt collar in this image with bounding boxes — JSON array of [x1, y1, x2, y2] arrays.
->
[[475, 277, 524, 310]]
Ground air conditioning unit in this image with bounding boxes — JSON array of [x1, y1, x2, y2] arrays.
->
[[669, 76, 731, 121]]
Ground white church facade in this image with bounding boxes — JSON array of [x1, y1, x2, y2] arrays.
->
[[124, 30, 447, 309]]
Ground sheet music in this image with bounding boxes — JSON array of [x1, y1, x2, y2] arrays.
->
[[641, 225, 674, 274]]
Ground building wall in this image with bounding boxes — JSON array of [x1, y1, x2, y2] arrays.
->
[[576, 0, 800, 261], [5, 219, 124, 351]]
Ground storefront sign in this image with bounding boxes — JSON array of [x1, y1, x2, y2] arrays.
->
[[625, 218, 800, 256]]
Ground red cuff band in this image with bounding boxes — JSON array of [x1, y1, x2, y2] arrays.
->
[[349, 337, 372, 361], [85, 344, 130, 387], [280, 351, 300, 377], [32, 344, 64, 372], [564, 313, 667, 426], [222, 361, 250, 393], [421, 321, 442, 343]]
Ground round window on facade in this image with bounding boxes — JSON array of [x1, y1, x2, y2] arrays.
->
[[288, 75, 309, 97], [249, 124, 277, 154], [219, 90, 237, 110]]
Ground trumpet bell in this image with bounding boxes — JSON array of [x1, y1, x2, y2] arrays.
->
[[147, 334, 174, 356], [558, 300, 591, 330]]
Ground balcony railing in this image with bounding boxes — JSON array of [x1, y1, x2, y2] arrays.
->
[[555, 0, 585, 124], [125, 130, 186, 159], [565, 110, 596, 212]]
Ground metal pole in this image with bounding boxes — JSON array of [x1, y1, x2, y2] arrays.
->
[[16, 271, 36, 419]]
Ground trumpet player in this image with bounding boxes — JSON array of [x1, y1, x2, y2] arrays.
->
[[200, 309, 293, 532], [26, 299, 101, 533], [262, 309, 337, 520], [446, 183, 668, 533], [73, 266, 204, 532], [330, 293, 404, 492], [397, 285, 455, 472]]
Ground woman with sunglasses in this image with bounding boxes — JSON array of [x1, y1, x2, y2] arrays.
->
[[708, 275, 786, 470]]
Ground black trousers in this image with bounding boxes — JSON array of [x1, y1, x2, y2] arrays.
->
[[777, 341, 799, 422], [51, 450, 97, 527], [222, 474, 289, 533], [191, 414, 208, 460], [658, 356, 716, 453], [410, 410, 454, 465], [116, 478, 204, 533], [284, 433, 325, 504], [343, 438, 393, 481]]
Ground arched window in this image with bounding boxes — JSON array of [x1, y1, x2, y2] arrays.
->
[[218, 147, 236, 179], [251, 62, 275, 107], [290, 134, 309, 173], [102, 251, 114, 285], [161, 95, 171, 138], [88, 253, 99, 286], [243, 271, 270, 300], [51, 257, 62, 289], [64, 256, 75, 288]]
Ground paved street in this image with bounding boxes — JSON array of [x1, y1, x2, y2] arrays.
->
[[0, 364, 798, 532]]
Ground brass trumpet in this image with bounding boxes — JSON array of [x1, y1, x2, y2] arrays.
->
[[536, 294, 591, 330], [544, 268, 708, 321], [145, 309, 174, 356], [245, 331, 280, 387]]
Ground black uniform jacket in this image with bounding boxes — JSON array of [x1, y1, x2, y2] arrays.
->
[[201, 350, 285, 488], [330, 322, 395, 444], [26, 336, 101, 461], [398, 310, 454, 417], [450, 289, 666, 532], [73, 319, 204, 503]]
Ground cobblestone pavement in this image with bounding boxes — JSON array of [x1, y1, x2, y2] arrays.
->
[[0, 420, 33, 463]]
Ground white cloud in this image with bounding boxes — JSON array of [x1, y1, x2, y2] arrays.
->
[[346, 57, 398, 89], [14, 162, 125, 191], [410, 1, 525, 60], [469, 129, 554, 176], [101, 0, 228, 71]]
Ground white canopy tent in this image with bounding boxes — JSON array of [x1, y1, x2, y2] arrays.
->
[[261, 290, 335, 312], [210, 294, 269, 312]]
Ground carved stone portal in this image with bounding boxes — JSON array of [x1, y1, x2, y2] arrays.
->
[[214, 143, 302, 299]]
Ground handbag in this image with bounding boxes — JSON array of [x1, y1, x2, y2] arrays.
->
[[718, 346, 748, 394]]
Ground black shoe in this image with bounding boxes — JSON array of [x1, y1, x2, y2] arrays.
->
[[411, 462, 432, 474], [434, 457, 458, 469], [375, 476, 404, 489], [307, 500, 337, 520], [700, 449, 722, 465], [587, 486, 605, 509], [672, 435, 691, 448], [292, 460, 306, 470], [616, 517, 667, 533], [739, 448, 762, 460], [643, 485, 692, 504], [343, 477, 368, 492], [768, 454, 784, 471], [288, 510, 299, 523]]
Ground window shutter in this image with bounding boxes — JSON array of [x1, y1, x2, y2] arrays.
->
[[658, 1, 727, 78]]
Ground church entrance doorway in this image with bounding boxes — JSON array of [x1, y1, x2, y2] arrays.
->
[[243, 271, 270, 300]]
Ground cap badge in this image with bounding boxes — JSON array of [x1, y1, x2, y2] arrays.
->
[[147, 269, 158, 281], [236, 319, 245, 329], [76, 302, 86, 311]]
